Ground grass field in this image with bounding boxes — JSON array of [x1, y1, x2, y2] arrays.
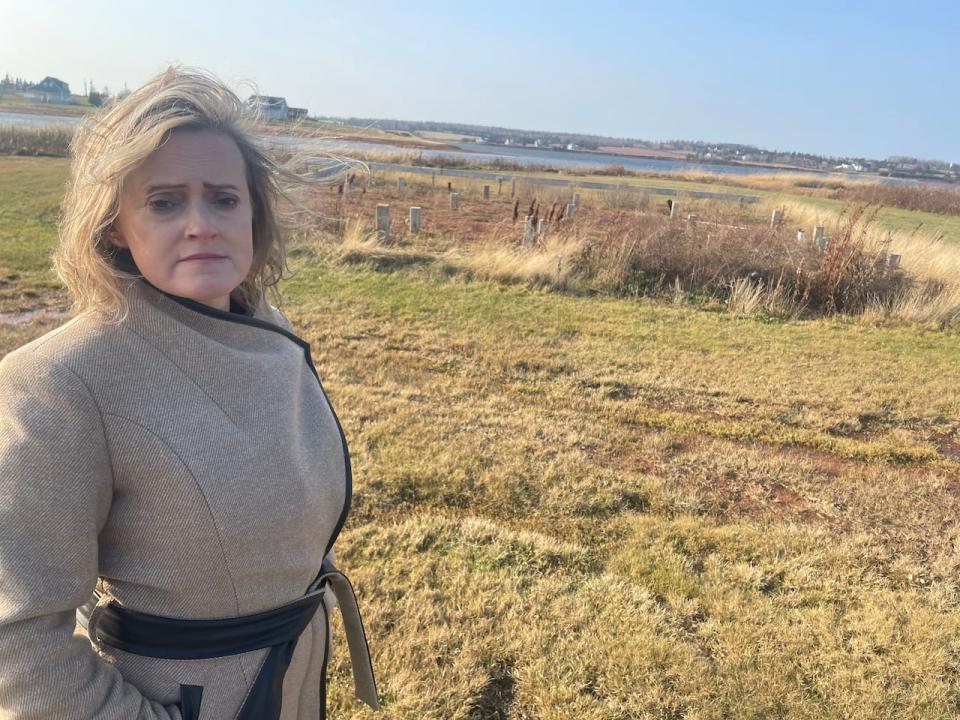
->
[[0, 93, 91, 115], [2, 157, 960, 718]]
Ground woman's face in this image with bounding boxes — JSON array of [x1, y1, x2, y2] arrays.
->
[[111, 129, 254, 311]]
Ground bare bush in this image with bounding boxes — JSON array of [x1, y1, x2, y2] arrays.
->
[[564, 203, 907, 315]]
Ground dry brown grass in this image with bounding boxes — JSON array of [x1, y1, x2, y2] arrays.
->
[[830, 181, 960, 215], [0, 123, 74, 157], [347, 148, 960, 218], [311, 172, 936, 323], [270, 259, 960, 719], [625, 170, 960, 216], [4, 157, 960, 718]]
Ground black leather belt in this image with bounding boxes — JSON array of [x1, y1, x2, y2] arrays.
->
[[79, 557, 379, 719]]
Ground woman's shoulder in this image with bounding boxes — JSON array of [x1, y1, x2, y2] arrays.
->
[[252, 297, 295, 334], [0, 316, 115, 439], [0, 311, 126, 385]]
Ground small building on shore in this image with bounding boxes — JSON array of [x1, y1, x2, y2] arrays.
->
[[247, 95, 310, 121], [247, 95, 289, 120], [24, 76, 73, 104]]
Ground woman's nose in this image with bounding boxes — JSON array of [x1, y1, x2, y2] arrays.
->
[[184, 201, 218, 239]]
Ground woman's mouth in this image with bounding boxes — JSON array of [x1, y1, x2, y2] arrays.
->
[[178, 253, 227, 262]]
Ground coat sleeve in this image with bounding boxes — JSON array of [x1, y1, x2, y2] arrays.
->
[[0, 348, 180, 720]]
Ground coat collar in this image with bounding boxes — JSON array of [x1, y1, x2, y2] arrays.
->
[[119, 277, 352, 562], [119, 277, 321, 389]]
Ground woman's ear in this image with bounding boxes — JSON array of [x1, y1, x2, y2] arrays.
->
[[106, 224, 128, 249]]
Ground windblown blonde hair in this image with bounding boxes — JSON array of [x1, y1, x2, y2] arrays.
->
[[55, 65, 288, 320]]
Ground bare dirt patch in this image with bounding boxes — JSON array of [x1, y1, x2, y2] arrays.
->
[[0, 307, 68, 325]]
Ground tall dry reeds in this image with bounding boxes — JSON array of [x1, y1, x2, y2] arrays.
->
[[432, 202, 916, 319], [794, 204, 900, 313], [309, 167, 960, 327], [0, 124, 74, 157], [349, 148, 558, 175], [830, 182, 960, 216]]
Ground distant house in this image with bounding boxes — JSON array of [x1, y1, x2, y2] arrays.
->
[[287, 107, 308, 121], [247, 95, 289, 120], [24, 76, 73, 104]]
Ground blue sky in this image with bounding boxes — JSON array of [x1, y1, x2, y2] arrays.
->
[[2, 0, 957, 161]]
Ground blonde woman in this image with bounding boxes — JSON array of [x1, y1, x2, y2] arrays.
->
[[0, 67, 378, 719]]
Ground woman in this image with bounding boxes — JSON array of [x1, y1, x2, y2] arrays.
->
[[0, 67, 378, 719]]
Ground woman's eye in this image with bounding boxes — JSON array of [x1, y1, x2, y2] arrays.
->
[[148, 198, 178, 212], [216, 196, 239, 208]]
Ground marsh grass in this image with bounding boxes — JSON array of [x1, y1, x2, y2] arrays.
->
[[327, 174, 930, 323], [350, 147, 960, 216], [0, 124, 74, 157]]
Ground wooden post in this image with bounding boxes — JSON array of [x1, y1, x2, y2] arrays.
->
[[450, 193, 460, 210], [447, 181, 453, 192], [483, 185, 490, 200], [376, 204, 390, 242], [523, 216, 535, 247], [497, 176, 504, 195]]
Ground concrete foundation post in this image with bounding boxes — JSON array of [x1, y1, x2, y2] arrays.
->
[[376, 204, 390, 242]]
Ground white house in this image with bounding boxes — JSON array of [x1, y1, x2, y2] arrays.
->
[[247, 95, 289, 121], [24, 76, 73, 104]]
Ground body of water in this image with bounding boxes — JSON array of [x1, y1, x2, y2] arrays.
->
[[0, 111, 81, 127], [447, 141, 798, 177], [3, 111, 954, 190], [268, 134, 798, 177]]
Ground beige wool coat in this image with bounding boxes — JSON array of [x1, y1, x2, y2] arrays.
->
[[0, 278, 377, 719]]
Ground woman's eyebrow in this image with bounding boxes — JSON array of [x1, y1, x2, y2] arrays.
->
[[143, 182, 240, 193]]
